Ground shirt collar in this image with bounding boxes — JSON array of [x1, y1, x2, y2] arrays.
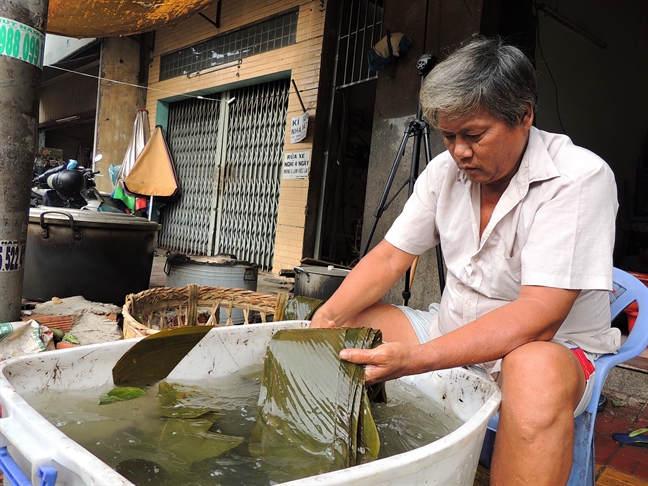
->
[[510, 126, 561, 198]]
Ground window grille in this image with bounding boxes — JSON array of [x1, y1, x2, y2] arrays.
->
[[336, 0, 385, 88], [160, 10, 299, 81]]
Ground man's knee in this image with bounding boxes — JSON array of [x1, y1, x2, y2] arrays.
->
[[499, 342, 583, 432], [346, 303, 420, 345]]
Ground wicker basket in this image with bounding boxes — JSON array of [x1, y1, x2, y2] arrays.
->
[[122, 284, 289, 339]]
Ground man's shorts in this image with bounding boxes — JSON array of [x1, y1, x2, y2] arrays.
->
[[396, 304, 597, 417]]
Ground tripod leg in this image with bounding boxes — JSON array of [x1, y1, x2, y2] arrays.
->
[[422, 126, 446, 294], [362, 122, 417, 256], [401, 121, 425, 306]]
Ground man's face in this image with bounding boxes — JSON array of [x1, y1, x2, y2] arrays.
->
[[437, 106, 533, 190]]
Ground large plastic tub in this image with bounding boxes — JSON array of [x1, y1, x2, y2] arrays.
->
[[0, 322, 501, 485]]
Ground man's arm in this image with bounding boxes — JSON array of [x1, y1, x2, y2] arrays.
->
[[310, 240, 417, 328], [340, 285, 580, 384]]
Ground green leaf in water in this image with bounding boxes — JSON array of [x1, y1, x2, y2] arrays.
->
[[116, 458, 170, 485], [153, 418, 244, 464], [157, 381, 185, 406], [99, 386, 146, 405], [157, 381, 219, 419]]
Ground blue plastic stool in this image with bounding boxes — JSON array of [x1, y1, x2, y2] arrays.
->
[[479, 268, 648, 485]]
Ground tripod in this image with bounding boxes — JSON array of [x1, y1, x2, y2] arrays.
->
[[362, 54, 445, 306]]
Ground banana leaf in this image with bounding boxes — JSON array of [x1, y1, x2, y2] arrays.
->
[[248, 327, 384, 479], [154, 418, 244, 464], [99, 386, 146, 405], [112, 326, 213, 386], [281, 295, 324, 320], [157, 381, 219, 419], [113, 381, 243, 468]]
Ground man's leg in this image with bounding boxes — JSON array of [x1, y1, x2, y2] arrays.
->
[[490, 341, 587, 485], [343, 302, 421, 346]]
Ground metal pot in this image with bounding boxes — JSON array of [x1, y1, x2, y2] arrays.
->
[[164, 253, 259, 325], [293, 265, 350, 300], [23, 208, 160, 304]]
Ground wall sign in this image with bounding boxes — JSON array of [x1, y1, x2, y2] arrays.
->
[[0, 17, 44, 69], [283, 151, 310, 179], [290, 110, 309, 144]]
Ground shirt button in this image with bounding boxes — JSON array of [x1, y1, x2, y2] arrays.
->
[[474, 256, 480, 262], [467, 300, 474, 306]]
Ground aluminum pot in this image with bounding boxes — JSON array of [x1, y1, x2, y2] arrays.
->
[[164, 253, 259, 325], [293, 265, 350, 300], [23, 208, 160, 304]]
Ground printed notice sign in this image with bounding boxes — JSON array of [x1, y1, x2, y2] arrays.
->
[[283, 151, 310, 179], [290, 110, 309, 144]]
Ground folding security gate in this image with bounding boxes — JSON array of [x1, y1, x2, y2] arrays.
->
[[158, 78, 290, 270]]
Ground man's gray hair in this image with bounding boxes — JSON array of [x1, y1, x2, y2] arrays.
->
[[420, 37, 537, 128]]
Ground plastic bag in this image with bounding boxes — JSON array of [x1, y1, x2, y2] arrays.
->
[[0, 320, 55, 361]]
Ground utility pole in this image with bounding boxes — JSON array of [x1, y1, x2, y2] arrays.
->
[[0, 0, 48, 321]]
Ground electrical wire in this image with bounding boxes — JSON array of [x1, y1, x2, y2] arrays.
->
[[48, 64, 321, 103], [48, 65, 220, 101]]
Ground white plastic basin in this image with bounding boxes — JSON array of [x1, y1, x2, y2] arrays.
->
[[0, 321, 500, 485]]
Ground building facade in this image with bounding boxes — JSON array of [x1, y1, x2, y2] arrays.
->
[[143, 0, 327, 273]]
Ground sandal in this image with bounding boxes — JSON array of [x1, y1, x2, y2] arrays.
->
[[612, 428, 648, 447], [597, 393, 607, 413]]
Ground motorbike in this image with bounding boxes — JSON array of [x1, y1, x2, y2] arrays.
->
[[31, 157, 126, 212]]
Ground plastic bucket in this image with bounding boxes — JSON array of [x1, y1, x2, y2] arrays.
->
[[0, 322, 501, 485]]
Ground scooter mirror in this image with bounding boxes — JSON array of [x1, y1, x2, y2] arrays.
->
[[93, 154, 103, 162]]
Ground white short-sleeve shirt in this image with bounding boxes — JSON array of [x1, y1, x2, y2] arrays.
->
[[385, 127, 620, 354]]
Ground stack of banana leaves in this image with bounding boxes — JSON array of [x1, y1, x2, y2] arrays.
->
[[248, 327, 386, 478]]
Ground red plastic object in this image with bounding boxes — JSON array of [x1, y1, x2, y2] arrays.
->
[[625, 272, 648, 331]]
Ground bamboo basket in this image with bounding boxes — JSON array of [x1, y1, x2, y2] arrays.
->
[[122, 284, 289, 339]]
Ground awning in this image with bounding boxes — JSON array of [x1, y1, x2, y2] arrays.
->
[[47, 0, 214, 37]]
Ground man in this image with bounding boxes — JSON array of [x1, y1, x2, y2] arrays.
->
[[310, 37, 619, 485]]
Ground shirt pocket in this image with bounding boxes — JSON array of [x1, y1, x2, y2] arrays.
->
[[488, 239, 522, 300]]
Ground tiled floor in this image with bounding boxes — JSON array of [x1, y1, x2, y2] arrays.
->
[[594, 358, 648, 484]]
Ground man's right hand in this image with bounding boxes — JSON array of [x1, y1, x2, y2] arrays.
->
[[306, 240, 417, 330], [309, 312, 338, 328]]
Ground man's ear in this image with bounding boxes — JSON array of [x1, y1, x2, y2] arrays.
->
[[521, 102, 534, 130]]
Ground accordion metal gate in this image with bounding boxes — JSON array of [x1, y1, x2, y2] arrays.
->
[[158, 78, 290, 270]]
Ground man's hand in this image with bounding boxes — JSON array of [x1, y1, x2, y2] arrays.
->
[[340, 342, 418, 385], [309, 313, 338, 328]]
